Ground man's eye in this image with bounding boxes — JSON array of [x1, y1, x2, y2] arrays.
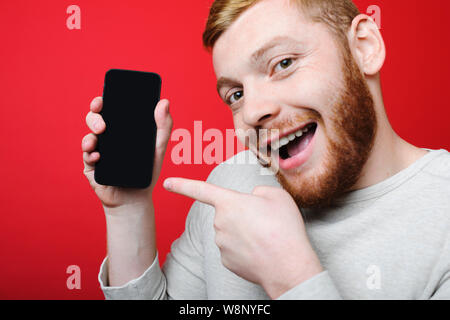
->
[[228, 90, 243, 104], [274, 58, 294, 73]]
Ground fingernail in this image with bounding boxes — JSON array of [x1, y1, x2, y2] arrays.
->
[[165, 101, 170, 114], [163, 179, 172, 190]]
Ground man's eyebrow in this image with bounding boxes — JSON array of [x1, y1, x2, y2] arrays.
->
[[250, 35, 300, 65], [216, 77, 240, 98], [216, 36, 301, 97]]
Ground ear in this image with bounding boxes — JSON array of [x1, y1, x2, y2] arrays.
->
[[348, 14, 386, 76]]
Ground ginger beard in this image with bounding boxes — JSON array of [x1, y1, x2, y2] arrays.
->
[[266, 43, 378, 209]]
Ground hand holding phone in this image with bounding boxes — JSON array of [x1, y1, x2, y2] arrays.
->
[[82, 69, 173, 209], [94, 69, 161, 188]]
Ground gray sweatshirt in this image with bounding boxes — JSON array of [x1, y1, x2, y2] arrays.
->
[[98, 149, 450, 300]]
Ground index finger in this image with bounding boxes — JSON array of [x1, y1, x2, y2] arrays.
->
[[163, 177, 240, 206], [90, 97, 103, 113]]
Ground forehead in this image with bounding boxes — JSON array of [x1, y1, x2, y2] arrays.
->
[[212, 0, 315, 77]]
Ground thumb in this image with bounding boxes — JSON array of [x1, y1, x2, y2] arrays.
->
[[152, 99, 173, 184]]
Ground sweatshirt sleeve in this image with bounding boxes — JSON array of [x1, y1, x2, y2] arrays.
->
[[429, 234, 450, 300], [430, 270, 450, 300], [97, 200, 208, 300], [98, 252, 167, 300], [276, 271, 343, 300]]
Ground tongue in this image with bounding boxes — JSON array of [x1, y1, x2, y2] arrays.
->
[[287, 131, 314, 158]]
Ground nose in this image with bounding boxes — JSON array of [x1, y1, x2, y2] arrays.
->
[[242, 88, 281, 127]]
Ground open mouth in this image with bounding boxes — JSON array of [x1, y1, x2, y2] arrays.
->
[[269, 122, 318, 170]]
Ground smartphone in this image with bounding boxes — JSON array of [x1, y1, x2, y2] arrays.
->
[[94, 69, 161, 189]]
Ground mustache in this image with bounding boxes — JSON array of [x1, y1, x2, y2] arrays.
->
[[262, 110, 322, 133], [236, 109, 322, 149]]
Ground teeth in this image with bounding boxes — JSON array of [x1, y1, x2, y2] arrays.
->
[[269, 125, 315, 151], [279, 137, 289, 148], [270, 137, 291, 152]]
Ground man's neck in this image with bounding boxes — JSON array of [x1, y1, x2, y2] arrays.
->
[[351, 121, 428, 191], [350, 75, 429, 191]]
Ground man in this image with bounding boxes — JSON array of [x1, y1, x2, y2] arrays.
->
[[82, 0, 450, 299]]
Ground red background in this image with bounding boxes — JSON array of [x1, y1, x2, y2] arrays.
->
[[0, 0, 449, 299]]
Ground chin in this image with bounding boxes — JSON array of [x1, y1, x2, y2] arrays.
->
[[275, 150, 336, 209]]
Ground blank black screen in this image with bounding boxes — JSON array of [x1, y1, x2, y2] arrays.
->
[[94, 69, 161, 188]]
